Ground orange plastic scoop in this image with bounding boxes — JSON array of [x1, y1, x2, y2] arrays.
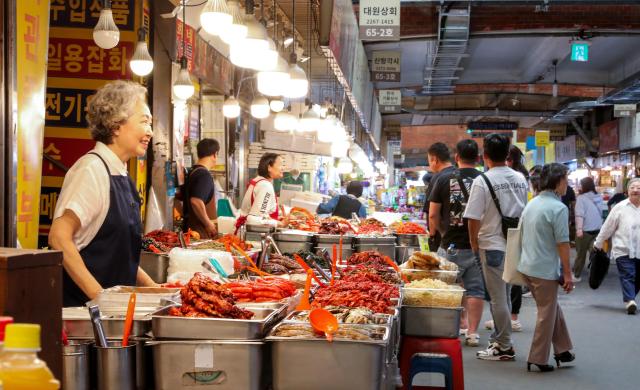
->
[[309, 308, 339, 342], [122, 292, 136, 347], [382, 255, 409, 283], [295, 269, 314, 311]]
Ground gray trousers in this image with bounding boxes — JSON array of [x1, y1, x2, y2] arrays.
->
[[479, 250, 513, 350], [573, 231, 597, 277]]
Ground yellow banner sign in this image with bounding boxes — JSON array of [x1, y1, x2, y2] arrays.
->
[[535, 130, 550, 147], [17, 0, 50, 248]]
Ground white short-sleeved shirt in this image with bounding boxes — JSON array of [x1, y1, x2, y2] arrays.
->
[[594, 199, 640, 260], [53, 142, 129, 250], [463, 166, 529, 251]]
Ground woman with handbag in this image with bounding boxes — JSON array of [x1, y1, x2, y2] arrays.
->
[[518, 163, 575, 372], [593, 178, 640, 314]]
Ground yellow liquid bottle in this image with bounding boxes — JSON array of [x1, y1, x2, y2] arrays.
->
[[0, 324, 59, 390]]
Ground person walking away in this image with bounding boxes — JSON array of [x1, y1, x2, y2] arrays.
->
[[573, 177, 604, 282], [429, 139, 485, 347], [183, 139, 219, 239], [562, 185, 577, 244], [464, 133, 528, 361], [317, 181, 367, 219], [518, 163, 575, 372], [426, 142, 455, 250], [593, 178, 640, 314]]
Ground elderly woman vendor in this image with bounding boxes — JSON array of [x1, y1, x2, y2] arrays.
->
[[49, 80, 158, 307]]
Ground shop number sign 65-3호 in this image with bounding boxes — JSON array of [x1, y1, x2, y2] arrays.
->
[[359, 0, 401, 41]]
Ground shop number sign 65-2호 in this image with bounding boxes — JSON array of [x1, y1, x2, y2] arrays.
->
[[359, 0, 401, 41], [372, 51, 401, 82]]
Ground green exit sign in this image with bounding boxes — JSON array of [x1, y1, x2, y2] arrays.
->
[[571, 43, 589, 62]]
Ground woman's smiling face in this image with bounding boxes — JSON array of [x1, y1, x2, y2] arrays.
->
[[112, 99, 153, 159]]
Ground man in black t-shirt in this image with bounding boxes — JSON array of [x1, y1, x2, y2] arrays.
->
[[426, 143, 454, 250], [184, 139, 220, 238], [429, 139, 486, 346]]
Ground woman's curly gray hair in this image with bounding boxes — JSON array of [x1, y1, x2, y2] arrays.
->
[[86, 80, 147, 144]]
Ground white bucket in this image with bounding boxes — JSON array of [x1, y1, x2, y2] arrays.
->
[[217, 216, 237, 235]]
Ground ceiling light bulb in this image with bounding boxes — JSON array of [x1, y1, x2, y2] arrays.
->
[[283, 36, 294, 48], [250, 96, 270, 119], [219, 1, 247, 44], [257, 56, 291, 96], [130, 29, 153, 76], [200, 0, 233, 36], [552, 81, 558, 97], [274, 110, 296, 131], [331, 139, 350, 158], [223, 95, 241, 118], [251, 38, 278, 71], [270, 98, 285, 113], [93, 7, 120, 49], [283, 63, 308, 99], [298, 106, 320, 133], [172, 58, 194, 100], [337, 157, 354, 174]]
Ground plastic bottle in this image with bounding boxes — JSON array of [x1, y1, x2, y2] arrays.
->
[[0, 324, 60, 390]]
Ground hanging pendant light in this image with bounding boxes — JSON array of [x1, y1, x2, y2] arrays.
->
[[282, 0, 308, 99], [298, 102, 320, 133], [173, 57, 195, 100], [337, 157, 354, 174], [200, 0, 233, 36], [269, 97, 285, 113], [331, 139, 350, 158], [223, 91, 241, 118], [93, 0, 120, 49], [173, 4, 194, 100], [130, 28, 153, 76], [257, 56, 290, 96], [274, 107, 297, 131], [230, 14, 269, 68], [250, 96, 270, 119], [250, 37, 278, 71], [220, 0, 247, 45]]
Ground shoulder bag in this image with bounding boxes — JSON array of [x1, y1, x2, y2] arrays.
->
[[479, 173, 520, 239], [503, 218, 527, 286]]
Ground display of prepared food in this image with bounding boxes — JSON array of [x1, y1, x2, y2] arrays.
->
[[270, 323, 386, 342], [262, 254, 305, 275], [288, 207, 320, 232], [287, 307, 391, 325], [312, 278, 399, 314], [221, 277, 297, 303], [347, 251, 393, 268], [144, 230, 180, 250], [167, 273, 254, 319], [403, 251, 459, 272], [216, 234, 253, 251], [402, 279, 465, 308], [285, 250, 331, 269], [400, 269, 458, 284], [318, 217, 356, 235], [392, 222, 427, 235], [343, 265, 401, 285], [96, 285, 180, 307], [356, 218, 387, 235], [189, 240, 244, 256]]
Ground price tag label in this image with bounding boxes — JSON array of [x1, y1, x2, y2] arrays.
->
[[418, 234, 430, 252]]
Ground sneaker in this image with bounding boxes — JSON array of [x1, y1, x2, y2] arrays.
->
[[459, 328, 468, 337], [476, 343, 516, 361], [522, 291, 533, 298], [511, 319, 523, 332], [485, 320, 522, 332], [626, 300, 637, 315], [465, 333, 480, 347], [572, 275, 582, 283]]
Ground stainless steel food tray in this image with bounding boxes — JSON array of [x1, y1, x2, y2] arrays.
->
[[268, 323, 388, 390], [151, 304, 285, 340], [395, 233, 422, 247], [315, 234, 354, 244], [97, 286, 180, 307], [400, 306, 462, 338], [63, 305, 166, 338], [284, 310, 393, 326], [147, 340, 264, 390], [354, 236, 397, 245], [139, 251, 170, 283], [273, 230, 315, 242]]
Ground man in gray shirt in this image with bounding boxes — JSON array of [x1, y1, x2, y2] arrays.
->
[[464, 133, 528, 361]]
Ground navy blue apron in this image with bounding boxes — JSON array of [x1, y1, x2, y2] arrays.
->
[[63, 153, 142, 307]]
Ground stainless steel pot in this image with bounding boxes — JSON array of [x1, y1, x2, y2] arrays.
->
[[63, 340, 92, 390]]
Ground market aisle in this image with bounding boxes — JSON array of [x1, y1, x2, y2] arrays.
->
[[459, 262, 636, 390]]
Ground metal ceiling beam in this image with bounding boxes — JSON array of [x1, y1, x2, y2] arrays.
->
[[401, 108, 554, 118]]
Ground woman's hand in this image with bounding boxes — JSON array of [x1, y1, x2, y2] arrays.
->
[[576, 229, 583, 238], [562, 272, 574, 293]]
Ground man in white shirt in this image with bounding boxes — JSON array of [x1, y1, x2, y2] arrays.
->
[[464, 133, 528, 361], [594, 178, 640, 314]]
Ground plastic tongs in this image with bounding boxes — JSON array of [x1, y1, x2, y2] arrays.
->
[[87, 304, 108, 348], [178, 231, 187, 248], [303, 253, 331, 283], [318, 248, 344, 277], [202, 258, 230, 283]]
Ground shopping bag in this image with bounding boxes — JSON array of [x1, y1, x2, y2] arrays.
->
[[588, 248, 610, 290], [503, 226, 527, 286]]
